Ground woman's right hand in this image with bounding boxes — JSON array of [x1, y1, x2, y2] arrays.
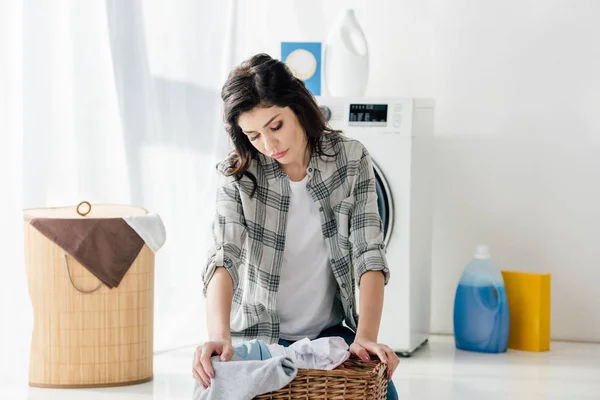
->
[[192, 339, 235, 388]]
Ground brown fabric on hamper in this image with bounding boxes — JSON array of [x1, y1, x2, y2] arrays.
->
[[30, 218, 145, 288]]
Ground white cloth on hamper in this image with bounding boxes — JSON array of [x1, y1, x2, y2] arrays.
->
[[123, 213, 166, 252]]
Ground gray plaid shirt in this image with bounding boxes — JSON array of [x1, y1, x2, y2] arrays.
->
[[202, 133, 390, 344]]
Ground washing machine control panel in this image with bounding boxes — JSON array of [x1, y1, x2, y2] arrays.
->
[[315, 97, 410, 135]]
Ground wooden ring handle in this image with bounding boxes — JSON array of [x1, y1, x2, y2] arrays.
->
[[76, 201, 92, 217]]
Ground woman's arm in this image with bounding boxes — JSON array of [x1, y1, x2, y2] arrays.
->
[[348, 145, 389, 339], [194, 267, 235, 389], [347, 145, 398, 380], [355, 270, 385, 342], [352, 269, 399, 381], [206, 267, 234, 341], [202, 172, 247, 337], [195, 172, 247, 388]]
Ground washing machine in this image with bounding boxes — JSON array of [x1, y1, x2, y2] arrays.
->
[[315, 96, 435, 356]]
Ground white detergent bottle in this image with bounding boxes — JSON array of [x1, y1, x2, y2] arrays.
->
[[323, 8, 369, 96]]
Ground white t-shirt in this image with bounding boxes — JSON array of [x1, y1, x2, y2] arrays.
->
[[276, 175, 344, 340]]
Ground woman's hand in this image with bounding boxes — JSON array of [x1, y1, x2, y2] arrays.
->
[[350, 336, 400, 381], [192, 339, 235, 388]]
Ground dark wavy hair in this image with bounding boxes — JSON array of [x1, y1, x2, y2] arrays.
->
[[220, 53, 339, 196]]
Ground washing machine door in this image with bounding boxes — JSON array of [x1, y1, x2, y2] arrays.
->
[[372, 160, 394, 246]]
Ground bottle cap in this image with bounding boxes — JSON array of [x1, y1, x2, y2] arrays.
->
[[474, 245, 491, 259]]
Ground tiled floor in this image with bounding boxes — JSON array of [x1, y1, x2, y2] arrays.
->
[[7, 335, 600, 399]]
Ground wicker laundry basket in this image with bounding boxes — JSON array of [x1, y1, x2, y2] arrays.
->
[[254, 355, 388, 400], [23, 202, 162, 388]]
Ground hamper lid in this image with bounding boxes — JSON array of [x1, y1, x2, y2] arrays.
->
[[24, 202, 166, 289]]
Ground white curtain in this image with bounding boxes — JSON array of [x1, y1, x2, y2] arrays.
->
[[0, 0, 30, 387], [1, 2, 241, 384]]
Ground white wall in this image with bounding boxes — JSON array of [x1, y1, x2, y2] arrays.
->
[[233, 0, 600, 342]]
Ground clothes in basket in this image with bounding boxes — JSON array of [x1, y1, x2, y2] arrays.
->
[[193, 336, 351, 400], [236, 336, 351, 370]]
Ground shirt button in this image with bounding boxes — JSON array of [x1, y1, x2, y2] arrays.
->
[[216, 245, 222, 250], [308, 168, 313, 172], [319, 206, 323, 212], [342, 283, 346, 288]]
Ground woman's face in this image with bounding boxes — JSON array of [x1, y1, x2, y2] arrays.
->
[[237, 106, 308, 166]]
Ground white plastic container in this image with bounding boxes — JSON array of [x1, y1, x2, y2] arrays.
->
[[323, 9, 369, 96]]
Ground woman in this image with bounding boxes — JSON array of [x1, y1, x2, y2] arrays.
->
[[193, 53, 400, 399]]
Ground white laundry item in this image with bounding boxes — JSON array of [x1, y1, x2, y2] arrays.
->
[[267, 336, 351, 370], [193, 354, 297, 400], [123, 213, 167, 253]]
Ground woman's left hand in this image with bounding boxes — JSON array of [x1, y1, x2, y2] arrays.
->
[[350, 337, 400, 381]]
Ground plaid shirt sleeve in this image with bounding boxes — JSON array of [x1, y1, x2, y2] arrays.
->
[[202, 173, 247, 297], [349, 146, 391, 286]]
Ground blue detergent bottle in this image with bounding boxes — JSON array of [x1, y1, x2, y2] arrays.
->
[[453, 245, 510, 353]]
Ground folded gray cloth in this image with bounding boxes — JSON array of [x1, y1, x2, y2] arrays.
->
[[192, 354, 298, 400]]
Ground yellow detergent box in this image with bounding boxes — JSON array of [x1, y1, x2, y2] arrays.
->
[[501, 271, 551, 352]]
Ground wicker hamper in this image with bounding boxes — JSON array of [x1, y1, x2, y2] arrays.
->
[[23, 202, 164, 388], [254, 355, 388, 400]]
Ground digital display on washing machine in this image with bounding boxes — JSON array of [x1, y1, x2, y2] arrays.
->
[[349, 104, 388, 126]]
